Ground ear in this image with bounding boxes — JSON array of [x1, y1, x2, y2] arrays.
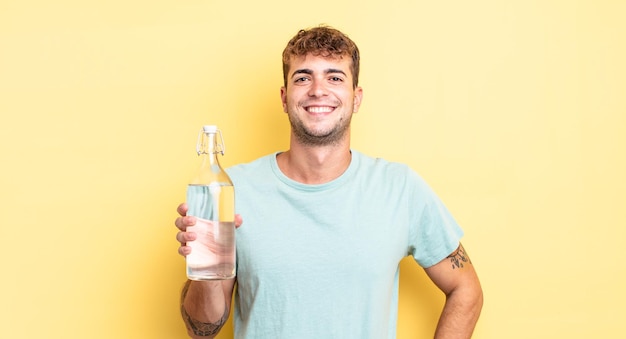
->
[[352, 86, 363, 113], [280, 86, 288, 113]]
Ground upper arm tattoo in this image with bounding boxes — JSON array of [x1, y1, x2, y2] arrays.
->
[[180, 280, 229, 336], [447, 243, 472, 269]]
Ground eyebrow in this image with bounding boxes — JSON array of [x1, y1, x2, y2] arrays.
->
[[291, 68, 347, 78]]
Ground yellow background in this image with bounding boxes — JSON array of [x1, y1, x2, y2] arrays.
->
[[1, 1, 625, 338]]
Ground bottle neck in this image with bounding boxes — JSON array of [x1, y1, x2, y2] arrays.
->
[[200, 133, 220, 166], [191, 129, 231, 185]]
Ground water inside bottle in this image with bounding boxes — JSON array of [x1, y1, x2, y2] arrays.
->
[[186, 219, 235, 279], [186, 184, 235, 280]]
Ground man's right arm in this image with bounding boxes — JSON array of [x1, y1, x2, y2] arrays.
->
[[175, 203, 241, 338], [180, 279, 236, 338]]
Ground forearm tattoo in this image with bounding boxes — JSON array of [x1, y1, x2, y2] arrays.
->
[[180, 280, 229, 336], [447, 244, 472, 269]]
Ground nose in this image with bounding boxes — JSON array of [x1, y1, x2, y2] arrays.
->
[[308, 79, 327, 97]]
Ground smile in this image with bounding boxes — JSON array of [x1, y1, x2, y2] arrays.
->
[[305, 106, 335, 114]]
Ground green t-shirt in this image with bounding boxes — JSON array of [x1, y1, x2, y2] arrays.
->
[[226, 150, 463, 339]]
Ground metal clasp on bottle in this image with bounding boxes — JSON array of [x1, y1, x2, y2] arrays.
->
[[196, 128, 226, 155]]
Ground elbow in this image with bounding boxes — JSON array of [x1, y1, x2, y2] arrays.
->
[[458, 282, 484, 320], [473, 286, 484, 317], [446, 280, 484, 320]]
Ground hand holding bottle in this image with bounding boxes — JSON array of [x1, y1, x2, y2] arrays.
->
[[175, 202, 243, 257]]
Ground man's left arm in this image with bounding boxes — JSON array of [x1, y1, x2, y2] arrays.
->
[[424, 243, 483, 339]]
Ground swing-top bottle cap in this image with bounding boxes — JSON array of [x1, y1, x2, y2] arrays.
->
[[202, 125, 218, 133]]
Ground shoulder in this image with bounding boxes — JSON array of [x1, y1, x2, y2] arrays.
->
[[352, 150, 422, 183], [352, 151, 443, 205], [226, 152, 277, 171], [225, 153, 277, 183]]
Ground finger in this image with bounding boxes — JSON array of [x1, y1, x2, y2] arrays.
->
[[176, 231, 197, 244], [178, 245, 192, 257], [176, 202, 188, 217], [234, 214, 243, 228], [174, 215, 196, 231]]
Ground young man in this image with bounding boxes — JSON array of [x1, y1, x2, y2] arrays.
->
[[175, 26, 483, 339]]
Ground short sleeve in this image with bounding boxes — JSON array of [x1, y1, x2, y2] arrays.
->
[[407, 171, 464, 268]]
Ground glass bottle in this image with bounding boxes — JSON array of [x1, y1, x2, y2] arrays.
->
[[185, 125, 235, 280]]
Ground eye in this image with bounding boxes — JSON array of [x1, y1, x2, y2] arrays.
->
[[329, 76, 344, 82], [294, 76, 310, 84]]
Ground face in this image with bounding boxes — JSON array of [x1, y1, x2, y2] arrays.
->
[[281, 54, 363, 146]]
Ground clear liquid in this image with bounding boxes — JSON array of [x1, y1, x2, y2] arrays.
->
[[186, 184, 235, 280], [186, 219, 235, 280]]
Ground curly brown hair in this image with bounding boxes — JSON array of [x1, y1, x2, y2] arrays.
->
[[282, 25, 360, 88]]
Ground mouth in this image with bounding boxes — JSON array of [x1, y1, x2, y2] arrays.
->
[[305, 105, 336, 114]]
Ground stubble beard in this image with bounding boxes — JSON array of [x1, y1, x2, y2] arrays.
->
[[288, 109, 352, 147]]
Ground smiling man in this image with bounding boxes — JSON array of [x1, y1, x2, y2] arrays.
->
[[175, 26, 483, 339], [281, 53, 362, 148]]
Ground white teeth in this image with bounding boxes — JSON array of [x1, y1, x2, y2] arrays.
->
[[307, 106, 333, 113]]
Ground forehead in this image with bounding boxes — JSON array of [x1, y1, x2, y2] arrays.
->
[[288, 54, 352, 74]]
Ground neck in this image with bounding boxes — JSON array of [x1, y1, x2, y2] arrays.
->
[[277, 132, 352, 184]]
